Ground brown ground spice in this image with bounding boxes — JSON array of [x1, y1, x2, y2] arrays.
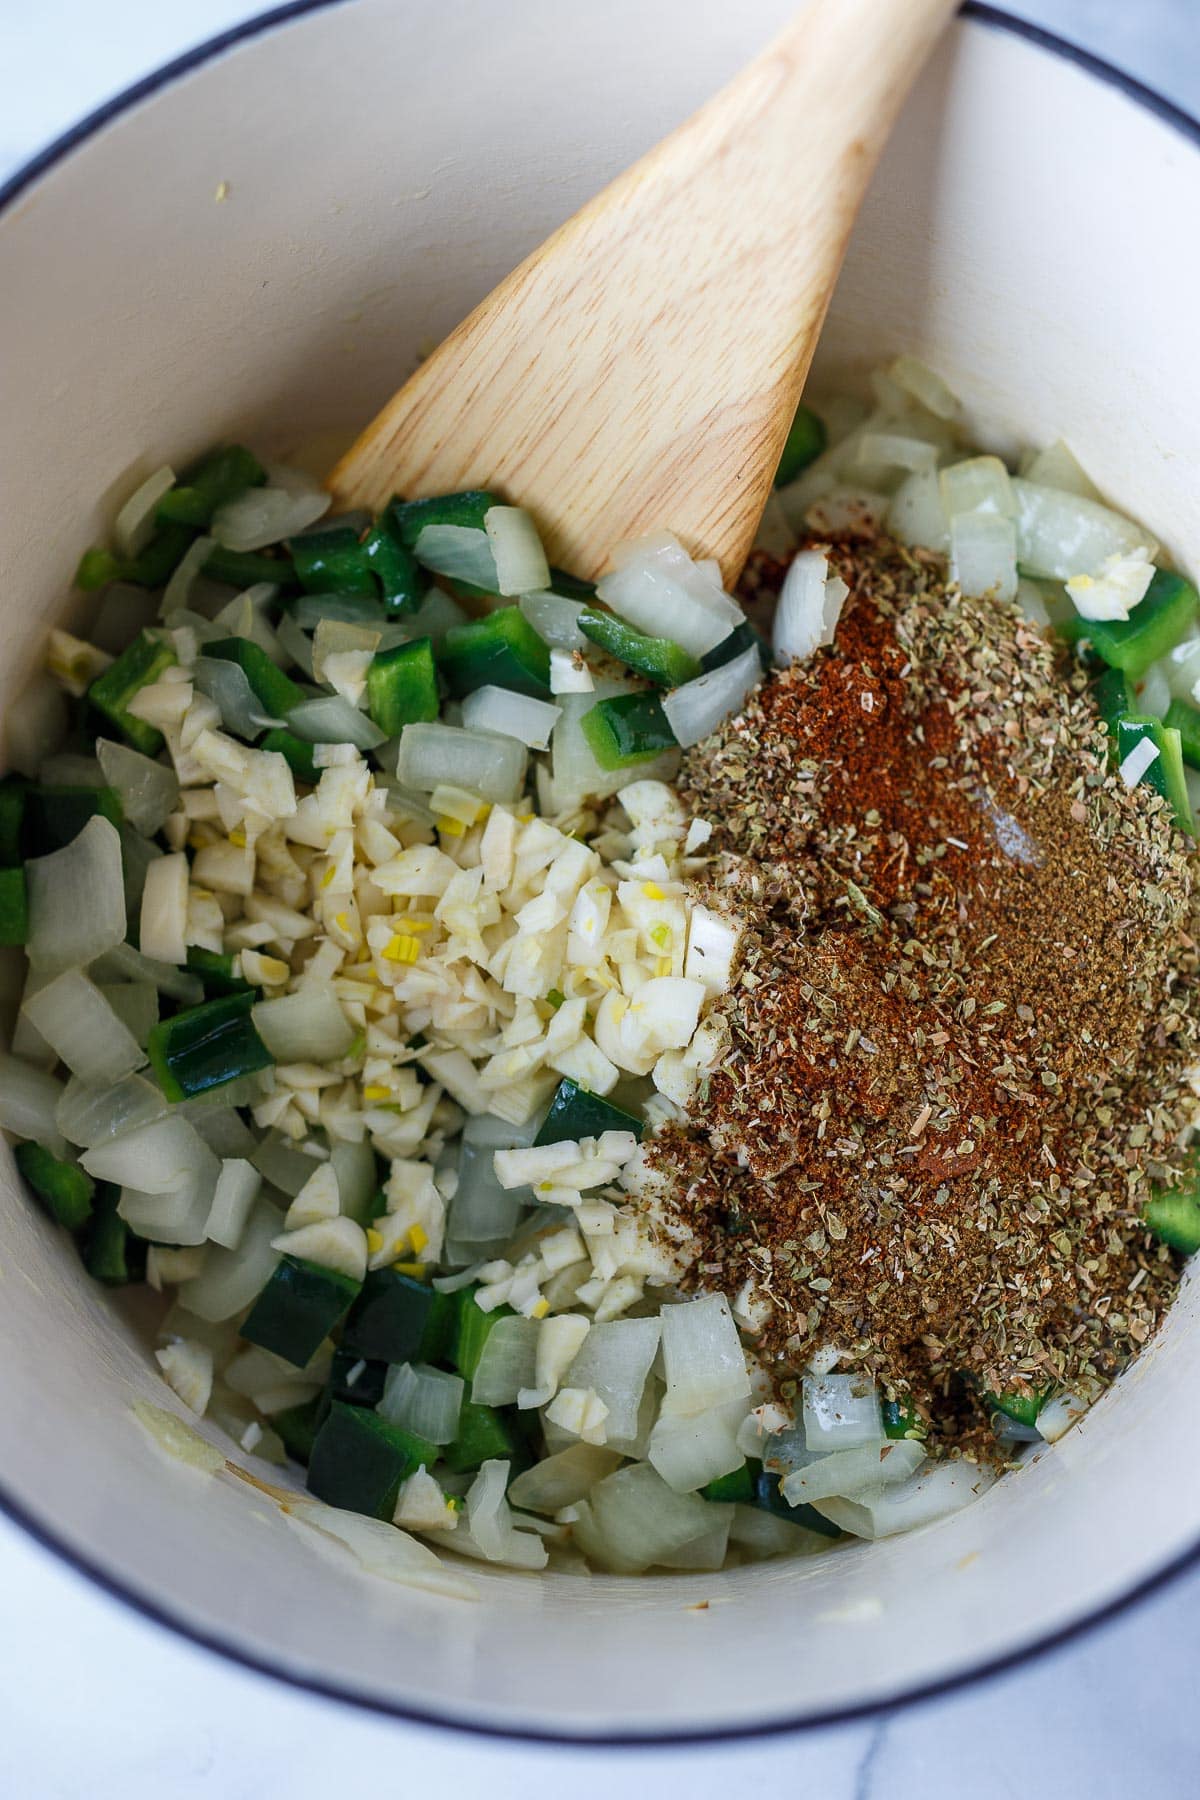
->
[[654, 537, 1200, 1445]]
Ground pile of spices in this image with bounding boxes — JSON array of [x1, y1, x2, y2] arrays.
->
[[656, 536, 1200, 1446]]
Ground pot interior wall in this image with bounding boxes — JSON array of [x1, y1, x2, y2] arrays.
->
[[1, 0, 1198, 1736]]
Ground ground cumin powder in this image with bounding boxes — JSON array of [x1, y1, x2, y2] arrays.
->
[[657, 537, 1200, 1443]]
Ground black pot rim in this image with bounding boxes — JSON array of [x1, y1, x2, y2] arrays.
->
[[1, 0, 1198, 1749]]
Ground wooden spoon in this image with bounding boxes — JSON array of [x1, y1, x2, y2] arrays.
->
[[330, 0, 956, 586]]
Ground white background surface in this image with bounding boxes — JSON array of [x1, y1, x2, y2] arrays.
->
[[2, 2, 1198, 1794]]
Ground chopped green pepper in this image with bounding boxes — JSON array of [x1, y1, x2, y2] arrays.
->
[[775, 402, 827, 488], [1114, 717, 1193, 831], [241, 1256, 362, 1369], [286, 593, 386, 628], [0, 777, 27, 866], [388, 490, 500, 548], [273, 1397, 323, 1466], [203, 544, 297, 591], [1144, 1187, 1200, 1254], [0, 866, 28, 946], [147, 991, 274, 1102], [701, 619, 772, 674], [580, 691, 677, 770], [441, 1399, 522, 1474], [534, 1078, 643, 1146], [327, 1347, 389, 1409], [84, 1183, 143, 1285], [306, 1400, 438, 1518], [986, 1386, 1048, 1429], [14, 1140, 94, 1231], [185, 946, 254, 998], [700, 1464, 753, 1504], [882, 1398, 927, 1441], [578, 608, 701, 688], [453, 1292, 515, 1382], [157, 446, 267, 526], [1092, 665, 1135, 738], [545, 568, 597, 602], [23, 785, 123, 857], [752, 1466, 841, 1538], [1163, 698, 1200, 771], [260, 728, 321, 783], [366, 638, 440, 736], [363, 513, 428, 614], [75, 521, 196, 593], [288, 524, 375, 596], [88, 632, 178, 756], [341, 1269, 456, 1366], [437, 606, 551, 699], [1062, 569, 1199, 679]]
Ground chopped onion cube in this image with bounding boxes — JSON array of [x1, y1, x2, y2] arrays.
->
[[661, 645, 760, 749], [802, 1372, 882, 1451], [396, 721, 527, 804], [412, 524, 499, 590], [23, 970, 145, 1086], [949, 512, 1018, 602], [114, 465, 175, 558], [484, 506, 551, 596], [772, 550, 848, 665], [253, 984, 354, 1063], [659, 1295, 749, 1418], [596, 533, 742, 658], [26, 816, 126, 974], [461, 686, 562, 750], [212, 485, 329, 552], [1011, 478, 1156, 581]]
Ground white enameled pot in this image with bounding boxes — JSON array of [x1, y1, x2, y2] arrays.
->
[[2, 0, 1199, 1744]]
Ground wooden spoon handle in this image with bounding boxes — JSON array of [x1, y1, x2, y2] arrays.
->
[[331, 0, 956, 583]]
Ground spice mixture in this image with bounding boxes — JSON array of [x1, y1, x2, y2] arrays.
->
[[657, 536, 1200, 1443]]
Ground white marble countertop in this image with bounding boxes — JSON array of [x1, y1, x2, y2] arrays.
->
[[2, 2, 1198, 1794]]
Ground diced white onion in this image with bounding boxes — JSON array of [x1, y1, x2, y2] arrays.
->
[[887, 468, 950, 552], [99, 980, 158, 1046], [270, 1214, 367, 1280], [286, 695, 386, 751], [114, 465, 175, 558], [177, 1199, 282, 1321], [56, 1071, 166, 1148], [206, 1158, 262, 1249], [119, 1160, 217, 1246], [139, 851, 189, 965], [5, 673, 70, 779], [659, 1295, 751, 1418], [1011, 478, 1156, 581], [413, 524, 499, 590], [484, 506, 551, 596], [23, 970, 145, 1086], [519, 592, 587, 649], [1035, 1391, 1091, 1443], [888, 354, 959, 420], [82, 1114, 216, 1193], [212, 485, 329, 552], [813, 1456, 996, 1539], [379, 1362, 464, 1443], [253, 983, 355, 1063], [802, 1372, 883, 1451], [396, 722, 527, 804], [96, 739, 180, 836], [26, 816, 126, 974], [193, 657, 282, 739], [661, 644, 759, 749], [949, 512, 1018, 602], [648, 1399, 745, 1493], [90, 940, 204, 1004], [471, 1315, 540, 1405], [856, 432, 938, 476], [596, 533, 742, 658], [161, 535, 217, 615], [1135, 661, 1171, 720], [728, 1503, 829, 1560], [1022, 439, 1102, 501], [285, 1499, 477, 1599], [563, 1317, 660, 1444], [571, 1461, 723, 1574], [507, 1443, 623, 1513], [461, 686, 561, 750], [940, 455, 1015, 519], [772, 549, 848, 665], [0, 1054, 67, 1154]]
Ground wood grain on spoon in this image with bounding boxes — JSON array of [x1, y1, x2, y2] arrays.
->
[[330, 0, 956, 586]]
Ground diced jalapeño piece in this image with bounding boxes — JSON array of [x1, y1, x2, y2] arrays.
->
[[701, 1464, 753, 1504], [701, 619, 772, 674], [752, 1466, 841, 1538], [441, 1399, 521, 1474], [288, 524, 375, 595], [580, 692, 677, 770], [1163, 698, 1200, 771], [437, 606, 551, 698], [366, 638, 440, 736], [775, 402, 827, 488], [306, 1400, 438, 1517], [186, 946, 253, 997], [578, 608, 701, 688], [88, 632, 178, 756], [363, 512, 428, 614], [260, 728, 320, 784], [985, 1386, 1048, 1429], [85, 1184, 143, 1285], [534, 1078, 643, 1145], [453, 1291, 515, 1381], [157, 445, 267, 526], [75, 521, 196, 592], [388, 490, 500, 547], [327, 1347, 389, 1409], [0, 866, 28, 945], [1064, 568, 1199, 679], [882, 1398, 927, 1441], [0, 777, 26, 866], [147, 991, 274, 1102], [341, 1269, 456, 1366], [1115, 717, 1193, 832], [241, 1256, 362, 1368], [206, 637, 306, 720], [203, 544, 298, 590], [273, 1398, 323, 1465], [24, 786, 122, 857], [1144, 1186, 1200, 1254], [14, 1141, 94, 1231], [1092, 665, 1134, 738]]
